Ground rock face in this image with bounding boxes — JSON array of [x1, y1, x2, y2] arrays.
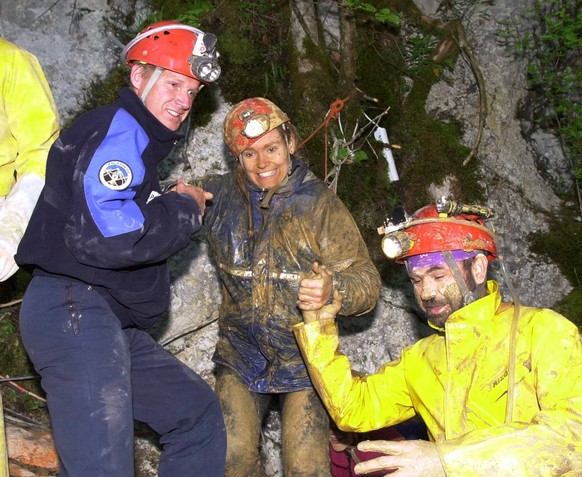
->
[[423, 0, 572, 306], [0, 1, 572, 476], [0, 0, 135, 123]]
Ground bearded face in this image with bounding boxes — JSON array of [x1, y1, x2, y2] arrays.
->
[[408, 259, 478, 328]]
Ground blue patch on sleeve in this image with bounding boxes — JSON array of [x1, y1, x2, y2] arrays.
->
[[84, 109, 149, 237]]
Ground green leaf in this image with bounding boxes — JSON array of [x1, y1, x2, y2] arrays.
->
[[375, 8, 400, 26], [354, 150, 369, 164]]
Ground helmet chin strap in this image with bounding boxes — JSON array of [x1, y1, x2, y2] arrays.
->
[[140, 66, 164, 103], [442, 250, 475, 306]]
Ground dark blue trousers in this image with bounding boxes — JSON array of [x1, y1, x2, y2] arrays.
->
[[19, 275, 226, 476]]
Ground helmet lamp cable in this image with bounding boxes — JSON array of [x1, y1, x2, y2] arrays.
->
[[498, 255, 521, 423]]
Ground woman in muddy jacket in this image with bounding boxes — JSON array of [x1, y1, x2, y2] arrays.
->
[[202, 97, 381, 476]]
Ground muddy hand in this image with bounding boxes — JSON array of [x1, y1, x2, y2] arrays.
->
[[301, 290, 342, 324], [298, 262, 334, 311], [354, 440, 445, 477], [172, 178, 213, 214]]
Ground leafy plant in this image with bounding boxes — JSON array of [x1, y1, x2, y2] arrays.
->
[[498, 0, 581, 207], [148, 0, 215, 28], [403, 33, 440, 80], [174, 0, 214, 26], [344, 0, 400, 26], [325, 106, 390, 193]]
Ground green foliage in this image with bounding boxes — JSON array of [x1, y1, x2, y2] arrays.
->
[[23, 393, 43, 411], [403, 33, 440, 83], [345, 0, 400, 26], [73, 67, 129, 122], [498, 0, 581, 187], [0, 318, 15, 337], [0, 307, 37, 386], [149, 0, 214, 26], [529, 216, 582, 288], [332, 148, 369, 166], [554, 288, 582, 328], [207, 1, 291, 105], [174, 0, 214, 26], [5, 389, 18, 401]]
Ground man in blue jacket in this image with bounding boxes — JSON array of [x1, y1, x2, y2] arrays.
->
[[15, 21, 225, 476]]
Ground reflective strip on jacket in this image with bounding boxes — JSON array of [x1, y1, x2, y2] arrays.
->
[[203, 159, 381, 393], [0, 38, 59, 196], [294, 280, 582, 476]]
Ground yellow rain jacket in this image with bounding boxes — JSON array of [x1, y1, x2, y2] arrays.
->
[[294, 281, 582, 476], [0, 37, 59, 196], [0, 38, 59, 280]]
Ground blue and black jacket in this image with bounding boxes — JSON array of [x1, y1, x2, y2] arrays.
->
[[16, 88, 202, 328]]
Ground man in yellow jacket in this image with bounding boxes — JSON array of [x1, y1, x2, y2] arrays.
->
[[294, 197, 582, 476], [0, 37, 59, 282]]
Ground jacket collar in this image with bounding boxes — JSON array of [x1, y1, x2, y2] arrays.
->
[[430, 280, 502, 332], [245, 158, 310, 208], [118, 87, 183, 145]]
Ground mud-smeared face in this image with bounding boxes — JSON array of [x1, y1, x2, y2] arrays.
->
[[239, 128, 295, 189], [408, 262, 475, 328]]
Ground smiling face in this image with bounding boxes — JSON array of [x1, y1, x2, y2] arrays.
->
[[239, 127, 295, 189], [131, 65, 202, 131], [407, 255, 487, 328]]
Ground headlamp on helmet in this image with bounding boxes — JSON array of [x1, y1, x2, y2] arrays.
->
[[381, 230, 415, 259], [378, 197, 497, 263], [223, 98, 290, 157], [190, 31, 221, 82], [241, 111, 271, 138], [121, 21, 221, 83]]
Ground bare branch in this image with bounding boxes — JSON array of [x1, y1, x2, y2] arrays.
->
[[454, 24, 487, 166]]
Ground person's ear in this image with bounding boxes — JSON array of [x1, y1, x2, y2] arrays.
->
[[471, 254, 488, 285], [287, 134, 296, 155], [129, 64, 145, 90]]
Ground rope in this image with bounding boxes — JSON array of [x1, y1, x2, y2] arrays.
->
[[296, 95, 351, 178]]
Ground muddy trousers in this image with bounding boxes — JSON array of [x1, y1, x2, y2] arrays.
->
[[19, 275, 226, 477], [215, 365, 331, 477]]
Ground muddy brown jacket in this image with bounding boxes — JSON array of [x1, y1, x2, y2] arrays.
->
[[203, 159, 381, 393]]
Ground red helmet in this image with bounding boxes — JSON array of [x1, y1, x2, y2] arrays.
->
[[121, 20, 221, 83], [223, 97, 289, 157], [379, 198, 497, 263]]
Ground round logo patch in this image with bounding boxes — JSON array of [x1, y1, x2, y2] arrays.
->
[[99, 161, 133, 190]]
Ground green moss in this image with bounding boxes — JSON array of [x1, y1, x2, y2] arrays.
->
[[205, 1, 292, 109], [527, 213, 582, 324], [529, 216, 582, 287], [64, 66, 130, 126], [149, 0, 214, 26], [553, 288, 582, 329], [0, 304, 48, 427], [0, 306, 42, 395]]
